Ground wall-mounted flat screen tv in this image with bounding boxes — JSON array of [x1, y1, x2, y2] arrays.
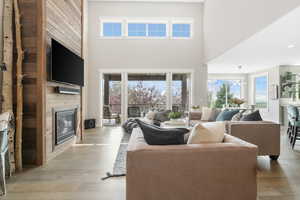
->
[[50, 39, 84, 86]]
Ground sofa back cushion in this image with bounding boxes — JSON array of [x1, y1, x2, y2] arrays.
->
[[216, 109, 239, 121], [200, 107, 221, 121], [187, 122, 225, 144]]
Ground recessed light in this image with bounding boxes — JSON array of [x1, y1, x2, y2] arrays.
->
[[288, 44, 295, 49]]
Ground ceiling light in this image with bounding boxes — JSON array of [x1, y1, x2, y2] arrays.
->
[[288, 44, 295, 49]]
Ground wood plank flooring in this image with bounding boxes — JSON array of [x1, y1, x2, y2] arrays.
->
[[2, 127, 300, 200]]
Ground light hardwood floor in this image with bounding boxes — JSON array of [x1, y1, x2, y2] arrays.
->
[[2, 127, 300, 200]]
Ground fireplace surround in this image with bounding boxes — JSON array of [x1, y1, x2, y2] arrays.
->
[[53, 107, 78, 146]]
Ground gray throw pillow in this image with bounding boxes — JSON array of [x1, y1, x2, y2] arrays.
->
[[240, 110, 263, 121], [135, 119, 189, 145], [231, 110, 246, 121], [209, 108, 221, 121]]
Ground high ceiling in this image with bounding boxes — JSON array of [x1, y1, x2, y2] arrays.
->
[[208, 6, 300, 74]]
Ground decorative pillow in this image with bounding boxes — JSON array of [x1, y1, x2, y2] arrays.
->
[[135, 119, 189, 145], [154, 110, 171, 122], [240, 110, 263, 121], [209, 108, 221, 121], [231, 110, 246, 121], [216, 109, 239, 121], [201, 107, 213, 121], [146, 111, 156, 120], [187, 122, 225, 144]]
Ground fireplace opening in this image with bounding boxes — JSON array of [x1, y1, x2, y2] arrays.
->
[[55, 108, 77, 145]]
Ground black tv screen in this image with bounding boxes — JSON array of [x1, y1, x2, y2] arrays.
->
[[50, 39, 84, 86]]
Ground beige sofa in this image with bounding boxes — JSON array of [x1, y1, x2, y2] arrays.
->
[[188, 111, 280, 160], [127, 128, 258, 200], [228, 121, 280, 160]]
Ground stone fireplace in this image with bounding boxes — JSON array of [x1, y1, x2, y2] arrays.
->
[[53, 108, 78, 146]]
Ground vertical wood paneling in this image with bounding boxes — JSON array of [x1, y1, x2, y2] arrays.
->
[[45, 0, 82, 162], [18, 0, 83, 165]]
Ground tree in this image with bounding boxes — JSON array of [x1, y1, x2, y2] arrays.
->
[[128, 81, 166, 111], [214, 83, 234, 108]]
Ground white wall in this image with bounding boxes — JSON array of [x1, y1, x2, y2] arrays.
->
[[248, 67, 280, 123], [203, 0, 300, 62], [87, 2, 206, 120]]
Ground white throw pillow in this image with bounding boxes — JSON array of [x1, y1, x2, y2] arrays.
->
[[201, 107, 212, 121], [146, 111, 156, 120], [187, 122, 225, 144]]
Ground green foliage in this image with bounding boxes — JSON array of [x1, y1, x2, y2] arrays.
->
[[168, 112, 182, 119], [214, 83, 234, 108]]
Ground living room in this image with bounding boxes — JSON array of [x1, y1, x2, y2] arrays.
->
[[0, 0, 300, 200]]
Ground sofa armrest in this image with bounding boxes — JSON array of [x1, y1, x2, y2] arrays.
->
[[127, 131, 257, 200], [228, 121, 280, 156]]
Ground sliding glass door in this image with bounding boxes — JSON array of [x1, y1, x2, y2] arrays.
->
[[100, 71, 193, 126]]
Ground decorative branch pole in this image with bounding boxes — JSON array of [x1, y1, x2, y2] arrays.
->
[[3, 0, 15, 173], [13, 0, 24, 172]]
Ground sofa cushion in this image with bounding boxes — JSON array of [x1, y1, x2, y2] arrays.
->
[[240, 110, 263, 121], [146, 111, 156, 120], [135, 119, 189, 145], [201, 107, 213, 121], [187, 122, 225, 144], [216, 109, 239, 121]]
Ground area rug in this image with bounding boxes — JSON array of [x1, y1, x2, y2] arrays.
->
[[102, 132, 131, 180]]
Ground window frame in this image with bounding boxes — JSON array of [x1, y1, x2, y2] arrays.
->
[[125, 19, 169, 39], [100, 19, 124, 39], [171, 20, 193, 39], [252, 73, 269, 110]]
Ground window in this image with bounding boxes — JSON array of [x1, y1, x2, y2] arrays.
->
[[101, 22, 122, 37], [128, 23, 147, 37], [99, 18, 193, 39], [148, 24, 167, 37], [208, 80, 241, 108], [254, 75, 268, 109], [172, 23, 191, 38], [127, 22, 167, 38]]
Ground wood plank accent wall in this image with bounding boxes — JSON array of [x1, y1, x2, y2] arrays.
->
[[45, 0, 82, 162], [18, 0, 83, 165], [19, 0, 39, 165]]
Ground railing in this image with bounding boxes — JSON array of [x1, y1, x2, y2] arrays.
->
[[105, 103, 188, 118]]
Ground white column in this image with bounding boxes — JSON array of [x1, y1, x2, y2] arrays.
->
[[98, 72, 104, 127], [166, 72, 172, 110], [121, 72, 128, 123]]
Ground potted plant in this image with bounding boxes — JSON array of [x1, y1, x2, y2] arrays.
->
[[168, 112, 182, 121], [230, 98, 246, 107], [191, 105, 201, 112]]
